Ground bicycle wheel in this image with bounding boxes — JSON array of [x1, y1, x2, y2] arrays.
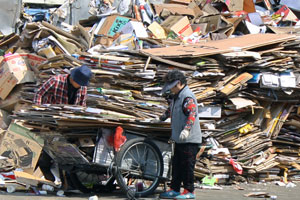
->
[[115, 137, 163, 198]]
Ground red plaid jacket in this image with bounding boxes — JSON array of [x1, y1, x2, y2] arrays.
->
[[33, 74, 88, 106]]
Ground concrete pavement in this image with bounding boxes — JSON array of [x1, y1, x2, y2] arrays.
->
[[0, 182, 299, 200]]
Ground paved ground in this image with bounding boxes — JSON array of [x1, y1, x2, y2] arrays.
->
[[0, 182, 299, 200]]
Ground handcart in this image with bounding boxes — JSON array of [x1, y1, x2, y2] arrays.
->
[[41, 127, 172, 199]]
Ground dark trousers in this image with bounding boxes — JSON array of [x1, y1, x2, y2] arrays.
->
[[171, 143, 199, 193]]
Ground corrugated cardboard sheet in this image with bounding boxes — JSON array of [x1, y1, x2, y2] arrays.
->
[[141, 34, 296, 58]]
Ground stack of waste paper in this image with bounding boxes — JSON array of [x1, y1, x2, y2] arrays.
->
[[0, 0, 299, 195]]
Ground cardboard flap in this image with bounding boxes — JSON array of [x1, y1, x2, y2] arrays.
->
[[154, 3, 202, 17], [244, 0, 256, 13], [96, 15, 131, 37], [14, 171, 56, 187], [230, 72, 253, 85], [226, 0, 244, 12], [229, 97, 256, 109], [275, 5, 299, 22]]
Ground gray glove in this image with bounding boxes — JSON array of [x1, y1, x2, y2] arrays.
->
[[179, 129, 190, 141]]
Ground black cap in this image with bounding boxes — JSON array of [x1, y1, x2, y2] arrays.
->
[[70, 65, 92, 86]]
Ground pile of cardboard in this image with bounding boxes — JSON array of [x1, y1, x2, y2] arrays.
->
[[0, 0, 300, 195]]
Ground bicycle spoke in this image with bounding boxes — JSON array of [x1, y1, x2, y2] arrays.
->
[[127, 150, 139, 164], [135, 144, 141, 162], [116, 139, 163, 197], [142, 145, 148, 159], [123, 158, 139, 169], [122, 170, 131, 179]]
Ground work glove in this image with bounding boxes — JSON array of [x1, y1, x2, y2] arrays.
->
[[179, 129, 190, 141]]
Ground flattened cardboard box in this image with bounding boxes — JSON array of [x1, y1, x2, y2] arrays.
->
[[142, 34, 296, 57], [0, 123, 44, 171], [220, 72, 253, 95], [0, 84, 22, 112], [154, 3, 202, 17], [0, 73, 17, 100], [14, 171, 55, 187], [225, 0, 244, 12], [169, 0, 192, 4]]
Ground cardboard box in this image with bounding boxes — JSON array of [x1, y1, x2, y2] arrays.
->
[[0, 53, 39, 100], [154, 3, 202, 18], [148, 21, 167, 39], [24, 53, 47, 67], [0, 54, 34, 84], [191, 23, 207, 34], [161, 16, 193, 37], [0, 123, 44, 171], [198, 15, 221, 33], [96, 15, 131, 37]]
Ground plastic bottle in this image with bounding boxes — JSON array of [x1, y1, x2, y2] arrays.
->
[[140, 5, 152, 25], [89, 195, 99, 200], [153, 14, 163, 24], [6, 186, 16, 193], [133, 5, 142, 21], [39, 190, 47, 195], [42, 184, 54, 192], [270, 195, 277, 200], [144, 0, 154, 20], [56, 190, 65, 197]]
